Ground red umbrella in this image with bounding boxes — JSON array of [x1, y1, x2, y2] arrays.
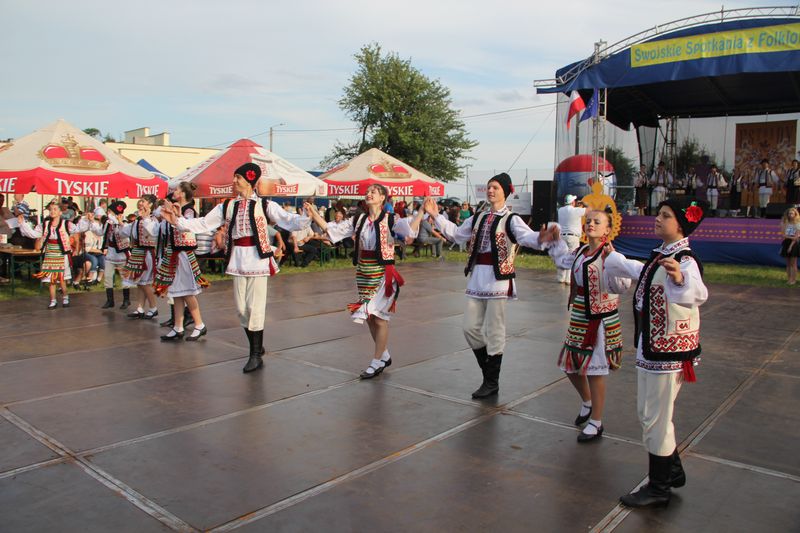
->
[[0, 119, 167, 198]]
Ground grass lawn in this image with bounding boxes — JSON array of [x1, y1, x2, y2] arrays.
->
[[1, 249, 793, 301]]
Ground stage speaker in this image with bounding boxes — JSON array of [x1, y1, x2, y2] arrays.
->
[[766, 203, 792, 219], [531, 180, 555, 228]]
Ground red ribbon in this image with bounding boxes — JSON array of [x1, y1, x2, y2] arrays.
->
[[682, 360, 697, 382], [383, 264, 405, 297]]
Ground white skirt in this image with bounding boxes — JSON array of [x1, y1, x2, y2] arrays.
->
[[168, 252, 202, 298], [559, 325, 610, 376]]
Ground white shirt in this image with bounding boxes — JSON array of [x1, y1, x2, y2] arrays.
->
[[556, 205, 586, 237], [93, 207, 106, 218], [548, 239, 631, 293], [650, 170, 673, 188], [175, 195, 310, 277], [602, 239, 708, 373], [89, 216, 129, 263], [19, 217, 91, 240], [434, 206, 547, 299]]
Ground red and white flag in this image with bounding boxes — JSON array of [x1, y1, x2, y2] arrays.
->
[[566, 91, 586, 130]]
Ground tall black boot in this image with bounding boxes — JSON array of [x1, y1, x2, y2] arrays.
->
[[670, 448, 686, 488], [472, 353, 502, 399], [160, 304, 175, 327], [243, 329, 264, 373], [470, 346, 489, 397], [120, 288, 131, 310], [620, 453, 672, 508], [101, 288, 114, 309], [183, 307, 195, 327]]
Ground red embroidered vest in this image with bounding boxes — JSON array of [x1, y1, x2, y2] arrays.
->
[[171, 204, 198, 251], [353, 211, 395, 266], [102, 219, 131, 253], [465, 211, 518, 280], [569, 245, 619, 319], [132, 218, 157, 248]]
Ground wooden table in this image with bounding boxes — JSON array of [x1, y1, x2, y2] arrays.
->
[[0, 247, 42, 295]]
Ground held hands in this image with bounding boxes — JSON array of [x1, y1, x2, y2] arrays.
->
[[658, 257, 684, 285], [423, 197, 439, 218], [536, 224, 560, 246]]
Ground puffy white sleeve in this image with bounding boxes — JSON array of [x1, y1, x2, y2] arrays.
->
[[176, 204, 224, 234], [117, 223, 133, 238], [547, 239, 576, 270], [510, 216, 546, 251], [267, 201, 310, 232], [433, 214, 473, 245], [602, 250, 644, 281], [665, 256, 708, 307], [19, 221, 42, 239], [392, 217, 418, 240], [140, 217, 160, 237], [324, 217, 355, 244], [70, 218, 92, 234]]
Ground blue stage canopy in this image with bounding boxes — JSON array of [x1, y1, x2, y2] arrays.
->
[[538, 17, 800, 129], [137, 159, 170, 181]]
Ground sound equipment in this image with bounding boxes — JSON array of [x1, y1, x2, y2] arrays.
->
[[531, 180, 555, 228], [766, 203, 792, 219]]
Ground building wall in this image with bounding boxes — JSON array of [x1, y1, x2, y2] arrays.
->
[[105, 142, 219, 178]]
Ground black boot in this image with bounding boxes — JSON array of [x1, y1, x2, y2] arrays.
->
[[183, 307, 195, 327], [472, 353, 502, 399], [120, 288, 131, 309], [101, 288, 114, 309], [243, 328, 265, 355], [620, 453, 672, 508], [243, 329, 264, 373], [160, 304, 175, 327], [670, 448, 686, 488]]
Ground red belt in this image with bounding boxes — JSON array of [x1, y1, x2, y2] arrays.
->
[[475, 252, 493, 265], [576, 286, 585, 295], [360, 250, 377, 258], [234, 237, 256, 247], [47, 239, 59, 244]]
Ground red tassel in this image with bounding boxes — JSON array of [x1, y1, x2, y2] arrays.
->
[[383, 265, 405, 297], [682, 360, 697, 383], [582, 319, 600, 350], [347, 302, 362, 313]]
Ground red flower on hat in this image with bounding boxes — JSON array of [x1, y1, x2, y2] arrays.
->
[[684, 204, 703, 223], [246, 170, 256, 180]]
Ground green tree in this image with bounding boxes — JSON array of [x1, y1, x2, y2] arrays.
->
[[675, 136, 717, 176], [605, 146, 636, 208], [83, 128, 101, 139], [323, 43, 477, 182]]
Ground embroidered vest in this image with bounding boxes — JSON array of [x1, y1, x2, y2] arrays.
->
[[352, 211, 395, 266], [569, 245, 619, 319], [221, 198, 274, 264], [171, 204, 198, 251], [42, 218, 72, 254], [102, 219, 130, 253], [757, 169, 771, 186], [132, 218, 157, 248], [633, 248, 703, 362], [465, 211, 518, 280]]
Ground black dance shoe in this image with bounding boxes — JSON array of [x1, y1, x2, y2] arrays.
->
[[128, 310, 144, 319], [359, 361, 386, 379], [185, 326, 207, 342], [577, 422, 603, 443], [160, 329, 184, 342], [575, 406, 592, 426]]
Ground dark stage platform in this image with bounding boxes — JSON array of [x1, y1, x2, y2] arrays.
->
[[0, 263, 797, 532]]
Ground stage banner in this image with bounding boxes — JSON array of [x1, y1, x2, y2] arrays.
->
[[735, 120, 797, 175], [615, 215, 784, 266]]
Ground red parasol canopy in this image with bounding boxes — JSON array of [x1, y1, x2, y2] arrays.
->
[[320, 148, 445, 197], [0, 119, 167, 198]]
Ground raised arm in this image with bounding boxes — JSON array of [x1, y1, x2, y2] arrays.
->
[[17, 215, 42, 239], [660, 255, 708, 307], [511, 217, 558, 251], [267, 201, 310, 232], [303, 202, 354, 244], [175, 203, 224, 234], [601, 242, 645, 280]]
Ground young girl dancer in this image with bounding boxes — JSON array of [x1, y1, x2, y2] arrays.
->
[[304, 184, 420, 379], [96, 201, 132, 309], [603, 198, 709, 508], [17, 202, 91, 309], [146, 182, 208, 342], [419, 173, 558, 399], [548, 209, 631, 441], [121, 195, 159, 318], [780, 207, 800, 285]]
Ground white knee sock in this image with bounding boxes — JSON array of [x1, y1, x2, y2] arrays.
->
[[579, 401, 592, 417]]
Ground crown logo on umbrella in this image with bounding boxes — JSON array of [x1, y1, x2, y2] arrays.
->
[[369, 159, 410, 179], [37, 134, 110, 170]]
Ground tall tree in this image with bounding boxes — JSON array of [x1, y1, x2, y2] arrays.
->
[[323, 43, 477, 182]]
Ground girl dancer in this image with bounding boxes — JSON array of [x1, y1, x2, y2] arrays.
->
[[147, 182, 208, 342], [419, 173, 557, 399], [548, 209, 631, 441], [120, 195, 159, 319], [17, 202, 91, 309], [603, 198, 709, 508], [304, 184, 420, 379], [780, 207, 800, 285], [96, 201, 132, 309]]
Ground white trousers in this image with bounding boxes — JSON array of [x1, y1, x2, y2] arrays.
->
[[707, 188, 719, 210], [103, 261, 125, 289], [557, 234, 581, 283], [758, 186, 772, 208], [637, 369, 682, 456], [233, 275, 269, 331], [651, 186, 667, 210], [462, 297, 507, 355]]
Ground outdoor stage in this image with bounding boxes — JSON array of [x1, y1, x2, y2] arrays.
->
[[0, 262, 797, 531], [615, 215, 784, 266]]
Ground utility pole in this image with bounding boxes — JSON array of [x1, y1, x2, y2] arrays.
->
[[268, 122, 286, 152]]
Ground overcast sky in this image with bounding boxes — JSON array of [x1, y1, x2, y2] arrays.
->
[[0, 0, 777, 184]]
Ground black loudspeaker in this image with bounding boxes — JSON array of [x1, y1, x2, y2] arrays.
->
[[531, 180, 555, 228], [766, 203, 792, 219]]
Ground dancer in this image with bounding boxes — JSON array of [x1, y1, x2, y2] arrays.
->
[[120, 195, 159, 319], [649, 162, 672, 214], [147, 182, 208, 342], [602, 197, 709, 508], [17, 201, 92, 309], [705, 165, 727, 216], [163, 163, 310, 372], [304, 184, 420, 379], [755, 159, 779, 218], [548, 209, 631, 441], [420, 173, 558, 399], [93, 201, 132, 309], [634, 164, 648, 216], [780, 207, 800, 285]]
